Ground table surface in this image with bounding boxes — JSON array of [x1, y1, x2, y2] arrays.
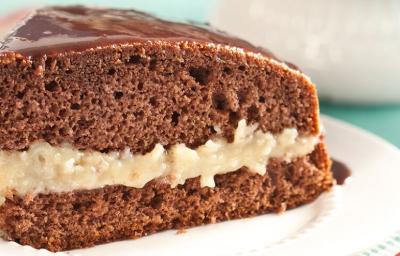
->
[[1, 0, 399, 148]]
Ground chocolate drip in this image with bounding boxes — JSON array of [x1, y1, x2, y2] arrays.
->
[[331, 159, 351, 185]]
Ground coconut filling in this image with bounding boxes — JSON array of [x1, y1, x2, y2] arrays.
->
[[0, 120, 320, 203]]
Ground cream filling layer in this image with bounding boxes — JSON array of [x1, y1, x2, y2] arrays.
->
[[0, 120, 319, 203]]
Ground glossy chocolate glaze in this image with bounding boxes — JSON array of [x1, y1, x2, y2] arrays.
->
[[0, 6, 276, 59], [331, 159, 352, 185]]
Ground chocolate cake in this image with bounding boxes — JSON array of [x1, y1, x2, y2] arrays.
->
[[0, 6, 333, 252]]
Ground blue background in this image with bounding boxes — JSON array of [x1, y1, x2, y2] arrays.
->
[[1, 0, 399, 148]]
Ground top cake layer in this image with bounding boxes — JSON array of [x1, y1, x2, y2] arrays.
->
[[0, 6, 319, 153]]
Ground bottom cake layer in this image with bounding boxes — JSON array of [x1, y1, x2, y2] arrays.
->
[[0, 143, 332, 252]]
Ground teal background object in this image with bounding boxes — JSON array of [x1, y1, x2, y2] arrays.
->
[[0, 0, 214, 21], [1, 0, 399, 148], [320, 103, 400, 148]]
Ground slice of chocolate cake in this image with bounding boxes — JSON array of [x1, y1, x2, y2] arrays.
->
[[0, 6, 333, 252]]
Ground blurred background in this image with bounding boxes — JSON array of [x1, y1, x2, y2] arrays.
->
[[0, 0, 399, 148]]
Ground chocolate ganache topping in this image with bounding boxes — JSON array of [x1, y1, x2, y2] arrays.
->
[[331, 159, 352, 185], [0, 5, 278, 60]]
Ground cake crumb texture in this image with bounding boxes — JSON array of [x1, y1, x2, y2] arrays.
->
[[0, 143, 332, 252], [0, 42, 319, 154]]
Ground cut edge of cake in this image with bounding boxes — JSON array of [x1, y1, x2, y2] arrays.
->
[[0, 6, 333, 252]]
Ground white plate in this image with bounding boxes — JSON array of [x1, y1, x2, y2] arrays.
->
[[1, 115, 400, 256]]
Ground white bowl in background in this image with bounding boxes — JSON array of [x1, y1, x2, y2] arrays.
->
[[210, 0, 400, 104]]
